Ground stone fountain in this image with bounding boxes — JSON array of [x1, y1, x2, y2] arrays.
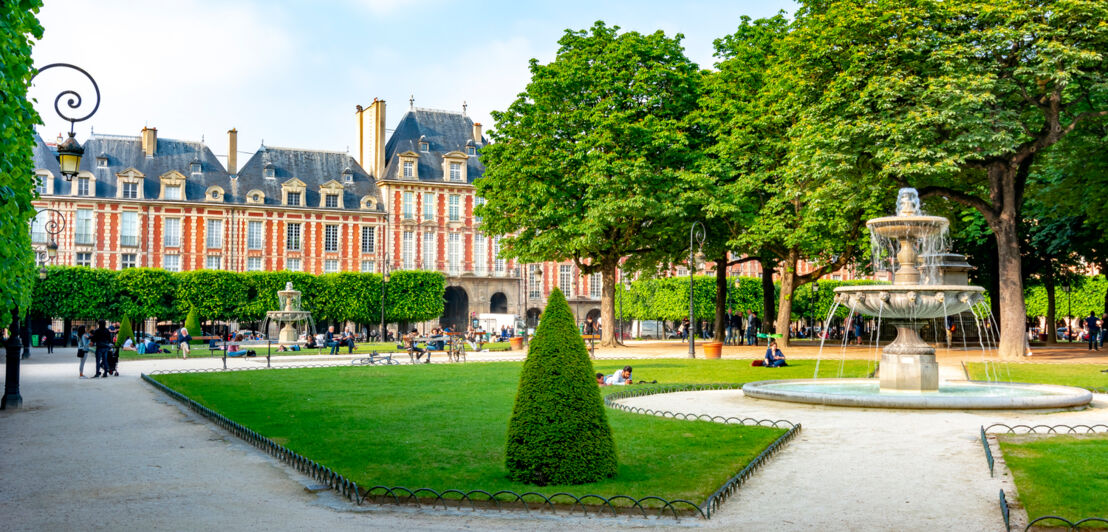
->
[[741, 188, 1091, 409], [262, 282, 317, 345]]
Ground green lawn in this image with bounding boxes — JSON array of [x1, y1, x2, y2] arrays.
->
[[120, 341, 514, 360], [152, 359, 867, 505], [999, 434, 1108, 523], [965, 363, 1108, 392]]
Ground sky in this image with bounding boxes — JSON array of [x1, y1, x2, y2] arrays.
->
[[30, 0, 797, 165]]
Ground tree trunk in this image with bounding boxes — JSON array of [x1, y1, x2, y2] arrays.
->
[[775, 252, 798, 348], [714, 257, 728, 342], [1045, 270, 1057, 344], [760, 257, 776, 335], [990, 185, 1026, 360], [600, 261, 617, 347]]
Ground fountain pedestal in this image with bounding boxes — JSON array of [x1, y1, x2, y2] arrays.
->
[[880, 322, 938, 392]]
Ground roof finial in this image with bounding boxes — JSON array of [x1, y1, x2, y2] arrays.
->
[[462, 101, 467, 116], [409, 94, 414, 109]]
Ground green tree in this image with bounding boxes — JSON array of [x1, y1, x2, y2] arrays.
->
[[477, 21, 701, 348], [117, 268, 179, 325], [0, 1, 43, 330], [781, 0, 1108, 358], [505, 288, 617, 485], [175, 270, 247, 323], [114, 315, 133, 349], [183, 307, 201, 337]]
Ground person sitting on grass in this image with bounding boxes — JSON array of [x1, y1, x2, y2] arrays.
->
[[227, 334, 250, 357], [764, 340, 788, 367], [304, 334, 318, 350], [144, 338, 161, 354], [405, 328, 428, 363], [121, 336, 137, 351], [596, 372, 607, 386], [605, 365, 633, 385]]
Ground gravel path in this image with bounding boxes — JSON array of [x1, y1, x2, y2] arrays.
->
[[1, 347, 1103, 531]]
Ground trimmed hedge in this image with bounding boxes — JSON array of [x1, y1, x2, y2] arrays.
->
[[505, 288, 618, 485], [184, 307, 201, 338], [115, 315, 133, 348]]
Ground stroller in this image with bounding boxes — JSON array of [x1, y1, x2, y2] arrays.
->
[[106, 344, 120, 376]]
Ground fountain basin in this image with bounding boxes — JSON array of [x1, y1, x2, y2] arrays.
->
[[742, 379, 1093, 410], [833, 285, 986, 319], [867, 215, 948, 238]]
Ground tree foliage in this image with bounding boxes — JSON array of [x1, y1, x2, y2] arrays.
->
[[477, 21, 701, 347], [505, 288, 617, 485], [115, 315, 133, 349], [0, 0, 44, 329], [117, 268, 178, 323], [184, 307, 201, 337]]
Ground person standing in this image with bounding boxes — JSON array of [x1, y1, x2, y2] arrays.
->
[[44, 326, 56, 354], [745, 311, 757, 346], [76, 325, 90, 378], [90, 320, 113, 378], [730, 310, 743, 346], [1085, 312, 1100, 351]]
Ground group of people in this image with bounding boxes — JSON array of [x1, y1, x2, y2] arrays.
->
[[75, 321, 121, 378], [723, 311, 763, 346], [318, 326, 357, 355]]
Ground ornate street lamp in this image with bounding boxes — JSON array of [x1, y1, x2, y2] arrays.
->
[[688, 221, 705, 358], [30, 63, 101, 181], [810, 281, 820, 340]]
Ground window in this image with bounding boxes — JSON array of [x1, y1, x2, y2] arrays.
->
[[447, 233, 461, 275], [206, 255, 222, 270], [206, 219, 223, 248], [473, 233, 486, 275], [190, 161, 202, 174], [325, 194, 338, 208], [402, 192, 414, 219], [35, 176, 47, 195], [76, 252, 92, 267], [448, 195, 461, 221], [419, 141, 429, 153], [285, 258, 301, 272], [324, 225, 339, 252], [675, 266, 688, 277], [466, 146, 476, 156], [163, 254, 180, 272], [402, 231, 414, 269], [286, 191, 301, 206], [122, 182, 138, 199], [120, 212, 139, 247], [246, 257, 262, 271], [449, 162, 462, 181], [286, 223, 301, 251], [164, 185, 181, 200], [77, 177, 90, 196], [559, 265, 574, 298], [493, 236, 504, 273], [423, 192, 434, 221], [403, 160, 414, 178], [121, 253, 136, 270], [164, 218, 181, 247], [360, 260, 375, 273], [324, 259, 339, 273], [422, 232, 435, 269], [361, 226, 375, 253], [263, 164, 275, 179], [97, 157, 108, 168], [590, 272, 602, 299], [247, 221, 263, 250], [343, 168, 354, 183], [30, 215, 46, 243], [474, 196, 485, 225], [75, 209, 93, 245], [528, 267, 541, 299]]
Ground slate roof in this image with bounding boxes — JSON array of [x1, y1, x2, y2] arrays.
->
[[381, 108, 486, 183], [235, 146, 384, 211], [33, 133, 232, 201]]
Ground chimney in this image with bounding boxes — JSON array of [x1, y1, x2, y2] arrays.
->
[[358, 99, 386, 179], [473, 122, 482, 144], [141, 126, 157, 157], [227, 128, 238, 175]]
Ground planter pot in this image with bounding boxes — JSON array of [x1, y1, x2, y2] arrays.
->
[[509, 336, 524, 351], [703, 341, 723, 359]]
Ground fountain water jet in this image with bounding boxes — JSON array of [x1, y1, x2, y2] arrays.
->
[[742, 189, 1091, 409]]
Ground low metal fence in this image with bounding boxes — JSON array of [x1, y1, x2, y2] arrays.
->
[[980, 426, 995, 477], [143, 374, 800, 520], [983, 423, 1108, 434], [604, 383, 797, 428]]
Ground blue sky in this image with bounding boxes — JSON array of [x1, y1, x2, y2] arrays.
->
[[31, 0, 796, 164]]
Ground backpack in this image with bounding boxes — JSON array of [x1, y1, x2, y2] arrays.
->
[[751, 359, 764, 367]]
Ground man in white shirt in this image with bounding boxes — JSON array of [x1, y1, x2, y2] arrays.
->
[[605, 366, 633, 385]]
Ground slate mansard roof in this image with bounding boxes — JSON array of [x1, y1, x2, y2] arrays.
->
[[34, 133, 232, 201], [235, 146, 384, 211], [382, 108, 486, 183]]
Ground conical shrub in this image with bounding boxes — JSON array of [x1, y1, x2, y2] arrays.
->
[[505, 288, 617, 485], [115, 315, 133, 348], [184, 307, 201, 338]]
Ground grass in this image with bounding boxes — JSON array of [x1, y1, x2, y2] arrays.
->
[[998, 434, 1108, 523], [119, 341, 514, 360], [965, 363, 1108, 392], [152, 359, 869, 505]]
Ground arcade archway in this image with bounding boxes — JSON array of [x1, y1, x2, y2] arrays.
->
[[441, 286, 469, 331]]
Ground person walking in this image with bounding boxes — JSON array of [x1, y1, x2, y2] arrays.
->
[[1085, 311, 1100, 351], [76, 325, 90, 378], [44, 326, 56, 354], [90, 320, 113, 378]]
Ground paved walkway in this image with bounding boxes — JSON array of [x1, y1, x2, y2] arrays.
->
[[1, 346, 1104, 531]]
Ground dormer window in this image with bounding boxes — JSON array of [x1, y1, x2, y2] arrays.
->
[[263, 163, 275, 179], [96, 156, 108, 168], [419, 141, 429, 153], [205, 186, 225, 202], [190, 161, 202, 175], [466, 146, 476, 156], [287, 191, 301, 206], [403, 161, 414, 177], [122, 182, 139, 199], [449, 162, 463, 181], [325, 194, 338, 208], [245, 189, 265, 204], [342, 167, 354, 183], [165, 185, 181, 200]]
